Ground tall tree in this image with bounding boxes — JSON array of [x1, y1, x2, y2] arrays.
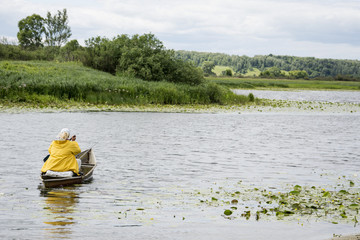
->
[[17, 14, 45, 49], [45, 9, 71, 47], [202, 61, 215, 75]]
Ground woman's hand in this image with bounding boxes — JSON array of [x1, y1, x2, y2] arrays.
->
[[70, 135, 76, 141]]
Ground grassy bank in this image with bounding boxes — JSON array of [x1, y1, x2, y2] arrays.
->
[[0, 60, 255, 106], [208, 77, 360, 90]]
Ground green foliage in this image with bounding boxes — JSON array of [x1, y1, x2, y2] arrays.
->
[[0, 40, 55, 61], [17, 14, 45, 49], [175, 50, 360, 79], [248, 93, 254, 102], [0, 61, 250, 105], [84, 34, 204, 85], [44, 9, 71, 47], [207, 77, 360, 90], [16, 9, 71, 50], [59, 40, 83, 61], [222, 69, 233, 77], [259, 67, 285, 78], [289, 70, 309, 79], [199, 180, 360, 225], [202, 61, 215, 76]]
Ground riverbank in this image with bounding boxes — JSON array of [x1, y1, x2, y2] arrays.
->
[[208, 76, 360, 91], [1, 99, 359, 114], [0, 61, 253, 106]]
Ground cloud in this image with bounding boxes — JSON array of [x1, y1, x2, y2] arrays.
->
[[0, 0, 359, 59]]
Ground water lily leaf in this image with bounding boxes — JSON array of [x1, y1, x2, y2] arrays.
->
[[211, 197, 218, 201], [276, 212, 284, 217], [290, 190, 300, 195], [283, 210, 294, 216], [309, 205, 318, 209], [292, 203, 301, 209], [270, 195, 279, 200], [294, 185, 302, 191], [349, 204, 360, 209], [322, 191, 331, 198], [339, 190, 349, 194], [224, 209, 233, 216], [350, 181, 355, 187]]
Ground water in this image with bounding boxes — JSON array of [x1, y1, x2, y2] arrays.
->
[[233, 89, 360, 103], [1, 111, 360, 240]]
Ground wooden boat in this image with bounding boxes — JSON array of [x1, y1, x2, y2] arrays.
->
[[41, 148, 97, 188]]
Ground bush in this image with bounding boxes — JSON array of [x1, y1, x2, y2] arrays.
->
[[83, 34, 204, 85]]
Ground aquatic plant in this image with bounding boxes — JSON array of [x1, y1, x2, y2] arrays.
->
[[198, 180, 360, 225]]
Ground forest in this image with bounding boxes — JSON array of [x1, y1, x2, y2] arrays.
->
[[175, 50, 360, 80]]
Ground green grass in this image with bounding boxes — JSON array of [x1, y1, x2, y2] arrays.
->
[[213, 66, 235, 76], [243, 68, 261, 77], [0, 60, 255, 106], [207, 76, 360, 90]]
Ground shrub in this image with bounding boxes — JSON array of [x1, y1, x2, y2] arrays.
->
[[84, 34, 204, 85]]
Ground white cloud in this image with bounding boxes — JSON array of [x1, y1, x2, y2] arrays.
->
[[0, 0, 359, 59]]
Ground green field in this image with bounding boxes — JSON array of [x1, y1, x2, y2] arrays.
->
[[0, 60, 255, 107], [212, 66, 235, 76], [243, 68, 261, 77], [207, 76, 360, 90]]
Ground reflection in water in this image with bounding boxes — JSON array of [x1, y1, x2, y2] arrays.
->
[[40, 187, 79, 238]]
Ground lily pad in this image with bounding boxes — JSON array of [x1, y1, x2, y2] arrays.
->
[[224, 210, 233, 216]]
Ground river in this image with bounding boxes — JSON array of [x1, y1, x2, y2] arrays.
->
[[0, 106, 359, 239]]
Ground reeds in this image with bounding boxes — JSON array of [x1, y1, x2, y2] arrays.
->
[[207, 76, 360, 90], [0, 61, 253, 105]]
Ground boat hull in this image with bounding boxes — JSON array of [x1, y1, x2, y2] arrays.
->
[[41, 148, 96, 188]]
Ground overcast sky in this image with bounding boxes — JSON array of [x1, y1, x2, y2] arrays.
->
[[1, 0, 360, 60]]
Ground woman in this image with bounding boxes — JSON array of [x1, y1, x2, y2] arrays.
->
[[41, 128, 82, 175]]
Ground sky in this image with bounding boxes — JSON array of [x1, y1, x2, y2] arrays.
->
[[1, 0, 360, 60]]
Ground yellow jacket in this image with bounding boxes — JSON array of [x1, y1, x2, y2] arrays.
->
[[41, 140, 81, 175]]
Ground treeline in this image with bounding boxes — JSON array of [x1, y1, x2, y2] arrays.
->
[[175, 50, 360, 79]]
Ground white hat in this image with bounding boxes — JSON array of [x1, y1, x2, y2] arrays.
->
[[56, 128, 71, 140]]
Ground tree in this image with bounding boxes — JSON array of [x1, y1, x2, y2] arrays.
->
[[289, 70, 309, 79], [17, 14, 45, 49], [221, 69, 233, 77], [202, 61, 215, 76], [84, 33, 204, 85], [60, 39, 82, 61], [45, 9, 71, 47], [259, 67, 285, 78]]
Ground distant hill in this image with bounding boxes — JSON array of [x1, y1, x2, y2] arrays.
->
[[174, 50, 360, 78]]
